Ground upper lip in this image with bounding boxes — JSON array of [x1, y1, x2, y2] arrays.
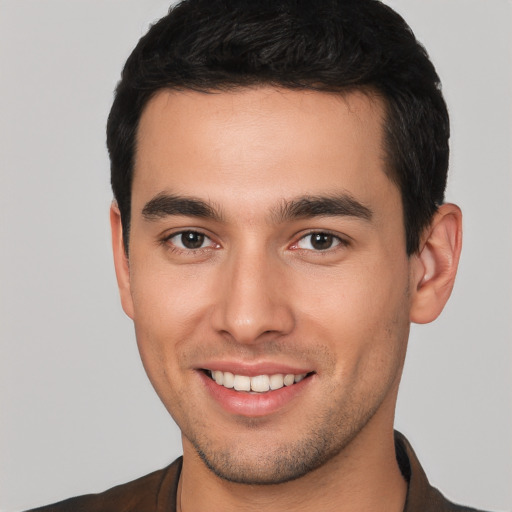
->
[[197, 360, 314, 377]]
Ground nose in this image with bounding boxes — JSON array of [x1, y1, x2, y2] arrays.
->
[[210, 246, 295, 345]]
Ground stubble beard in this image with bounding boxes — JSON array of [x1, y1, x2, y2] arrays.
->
[[187, 392, 386, 486], [172, 289, 410, 486]]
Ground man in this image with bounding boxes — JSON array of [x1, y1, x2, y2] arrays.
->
[[25, 0, 491, 510]]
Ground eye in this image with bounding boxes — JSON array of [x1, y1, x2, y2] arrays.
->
[[166, 231, 215, 250], [296, 232, 343, 251]]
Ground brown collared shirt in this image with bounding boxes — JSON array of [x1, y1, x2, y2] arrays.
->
[[27, 432, 490, 512]]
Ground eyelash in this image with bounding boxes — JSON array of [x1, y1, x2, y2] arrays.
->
[[161, 229, 349, 255], [162, 230, 218, 255], [291, 231, 350, 253]]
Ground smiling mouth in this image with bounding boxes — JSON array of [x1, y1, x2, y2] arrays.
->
[[205, 370, 314, 393]]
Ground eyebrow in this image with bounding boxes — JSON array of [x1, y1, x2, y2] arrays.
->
[[142, 193, 223, 222], [141, 192, 373, 224], [272, 194, 373, 223]]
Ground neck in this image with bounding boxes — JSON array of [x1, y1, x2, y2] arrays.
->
[[177, 420, 407, 512]]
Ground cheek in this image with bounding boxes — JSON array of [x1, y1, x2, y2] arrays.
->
[[292, 257, 410, 372], [128, 269, 212, 419], [131, 260, 214, 326], [129, 264, 215, 378]]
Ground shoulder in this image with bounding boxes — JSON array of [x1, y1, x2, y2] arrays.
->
[[24, 458, 182, 512], [423, 485, 495, 512], [395, 432, 494, 512]]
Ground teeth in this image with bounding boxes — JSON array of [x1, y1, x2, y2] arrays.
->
[[209, 370, 309, 393], [233, 375, 251, 391], [251, 374, 270, 392], [283, 374, 295, 386], [223, 371, 234, 388], [269, 374, 284, 390], [212, 370, 224, 385]]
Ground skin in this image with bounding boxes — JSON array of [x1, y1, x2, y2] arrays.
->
[[111, 87, 462, 512]]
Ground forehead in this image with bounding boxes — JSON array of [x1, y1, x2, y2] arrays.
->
[[133, 86, 395, 217]]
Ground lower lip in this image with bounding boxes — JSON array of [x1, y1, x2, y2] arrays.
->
[[198, 371, 312, 417]]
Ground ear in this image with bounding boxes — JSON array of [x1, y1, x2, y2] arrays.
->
[[110, 202, 135, 319], [409, 203, 463, 324]]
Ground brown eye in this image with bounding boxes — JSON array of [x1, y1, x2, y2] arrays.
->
[[168, 231, 211, 250], [297, 232, 341, 251], [181, 231, 205, 249], [311, 233, 334, 250]]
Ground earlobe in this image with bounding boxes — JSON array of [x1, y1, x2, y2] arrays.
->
[[409, 203, 463, 324], [110, 202, 135, 319]]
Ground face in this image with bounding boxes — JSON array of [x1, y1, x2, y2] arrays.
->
[[116, 87, 414, 484]]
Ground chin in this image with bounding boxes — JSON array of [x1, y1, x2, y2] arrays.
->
[[187, 412, 367, 485], [195, 444, 329, 485]]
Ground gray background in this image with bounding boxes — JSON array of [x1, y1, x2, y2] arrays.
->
[[1, 1, 510, 510]]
